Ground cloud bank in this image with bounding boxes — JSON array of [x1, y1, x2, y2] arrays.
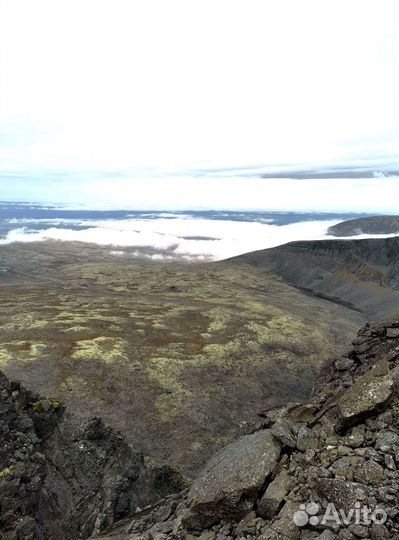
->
[[1, 216, 396, 261]]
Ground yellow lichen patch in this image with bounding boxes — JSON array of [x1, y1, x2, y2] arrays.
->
[[0, 341, 46, 365], [19, 314, 49, 330], [146, 356, 185, 394], [191, 441, 203, 451], [111, 286, 129, 293], [152, 321, 167, 329], [136, 328, 145, 335], [0, 465, 16, 480], [63, 325, 89, 334], [207, 308, 232, 332], [0, 347, 12, 367], [2, 313, 49, 332], [29, 343, 46, 355], [71, 336, 128, 365], [203, 339, 247, 362], [55, 312, 89, 324], [146, 356, 193, 420], [247, 314, 306, 344], [50, 399, 63, 410]]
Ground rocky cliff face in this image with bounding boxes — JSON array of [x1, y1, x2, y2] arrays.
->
[[90, 319, 399, 540], [0, 374, 187, 540]]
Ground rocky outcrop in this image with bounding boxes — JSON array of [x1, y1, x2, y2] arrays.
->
[[92, 319, 399, 540], [0, 373, 187, 540]]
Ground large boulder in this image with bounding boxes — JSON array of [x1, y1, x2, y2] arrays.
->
[[186, 430, 281, 527], [337, 360, 394, 431]]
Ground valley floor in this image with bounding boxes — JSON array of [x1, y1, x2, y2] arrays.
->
[[0, 241, 364, 473]]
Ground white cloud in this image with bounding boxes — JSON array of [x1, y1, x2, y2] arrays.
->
[[0, 216, 397, 261]]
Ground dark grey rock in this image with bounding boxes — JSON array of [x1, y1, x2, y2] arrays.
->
[[271, 420, 297, 448], [258, 502, 302, 539], [296, 425, 318, 452], [316, 478, 357, 513], [353, 460, 385, 486], [386, 327, 399, 338], [375, 430, 399, 452], [315, 531, 337, 540], [348, 523, 368, 538], [335, 358, 355, 371], [337, 361, 394, 431], [370, 522, 390, 539], [257, 469, 291, 519], [187, 430, 281, 526], [345, 428, 365, 448]]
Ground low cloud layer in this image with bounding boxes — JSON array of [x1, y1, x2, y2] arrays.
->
[[1, 216, 396, 261]]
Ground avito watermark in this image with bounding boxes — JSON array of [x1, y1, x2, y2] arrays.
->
[[293, 501, 387, 527]]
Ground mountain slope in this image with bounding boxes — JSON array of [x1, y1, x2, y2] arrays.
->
[[227, 237, 399, 319]]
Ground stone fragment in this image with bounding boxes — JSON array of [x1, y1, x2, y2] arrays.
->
[[353, 460, 385, 486], [257, 469, 291, 519], [271, 420, 297, 448], [316, 478, 357, 513], [348, 523, 368, 538], [375, 430, 399, 452], [386, 327, 399, 338], [335, 358, 355, 371], [345, 429, 365, 448], [337, 361, 394, 430], [370, 522, 390, 539], [268, 502, 301, 540], [296, 425, 318, 452]]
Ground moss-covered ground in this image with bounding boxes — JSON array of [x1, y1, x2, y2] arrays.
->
[[0, 242, 364, 474]]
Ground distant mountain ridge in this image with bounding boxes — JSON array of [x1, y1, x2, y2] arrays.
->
[[260, 168, 398, 179], [328, 215, 399, 236]]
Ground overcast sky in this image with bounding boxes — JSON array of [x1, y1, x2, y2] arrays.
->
[[0, 0, 398, 209]]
